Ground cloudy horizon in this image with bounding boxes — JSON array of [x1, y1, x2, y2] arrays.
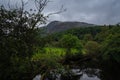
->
[[0, 0, 120, 25]]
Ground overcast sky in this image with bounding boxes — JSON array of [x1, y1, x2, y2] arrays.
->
[[0, 0, 120, 25]]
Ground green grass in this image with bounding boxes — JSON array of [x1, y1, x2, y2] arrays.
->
[[82, 49, 87, 55], [44, 47, 66, 56], [32, 47, 84, 61], [32, 47, 65, 61]]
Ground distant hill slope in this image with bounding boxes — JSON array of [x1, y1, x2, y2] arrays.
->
[[44, 21, 96, 33]]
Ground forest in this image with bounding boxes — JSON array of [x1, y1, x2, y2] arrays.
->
[[0, 0, 120, 80]]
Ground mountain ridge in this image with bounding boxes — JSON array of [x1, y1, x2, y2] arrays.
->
[[44, 21, 96, 33]]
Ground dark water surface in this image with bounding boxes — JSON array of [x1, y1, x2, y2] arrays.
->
[[33, 68, 101, 80]]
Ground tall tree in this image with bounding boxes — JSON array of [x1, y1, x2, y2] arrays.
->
[[85, 41, 100, 56], [0, 0, 49, 79], [102, 34, 120, 63], [59, 34, 83, 60]]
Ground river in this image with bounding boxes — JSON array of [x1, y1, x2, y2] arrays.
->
[[33, 68, 101, 80]]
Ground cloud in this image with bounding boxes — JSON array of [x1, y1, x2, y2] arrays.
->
[[44, 0, 120, 24], [0, 0, 120, 24]]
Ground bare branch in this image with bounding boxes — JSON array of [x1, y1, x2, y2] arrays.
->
[[19, 0, 30, 18], [24, 0, 30, 5], [8, 0, 11, 9], [35, 0, 49, 13], [46, 5, 67, 17]]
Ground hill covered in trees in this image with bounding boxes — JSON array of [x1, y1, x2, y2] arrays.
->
[[43, 21, 95, 33]]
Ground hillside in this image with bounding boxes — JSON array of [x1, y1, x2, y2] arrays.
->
[[45, 21, 96, 33]]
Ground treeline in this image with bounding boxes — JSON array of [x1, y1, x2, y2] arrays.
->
[[42, 25, 120, 63]]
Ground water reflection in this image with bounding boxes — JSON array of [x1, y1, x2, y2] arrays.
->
[[33, 75, 41, 80], [80, 74, 100, 80], [33, 68, 101, 80]]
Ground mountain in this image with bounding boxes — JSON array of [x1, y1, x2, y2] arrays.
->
[[44, 21, 96, 33]]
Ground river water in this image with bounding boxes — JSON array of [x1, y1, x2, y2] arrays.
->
[[33, 68, 101, 80]]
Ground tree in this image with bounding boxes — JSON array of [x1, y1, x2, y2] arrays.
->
[[102, 34, 120, 63], [85, 41, 100, 56], [0, 0, 49, 80], [100, 27, 120, 80], [83, 34, 93, 42], [59, 34, 83, 60], [95, 26, 110, 43]]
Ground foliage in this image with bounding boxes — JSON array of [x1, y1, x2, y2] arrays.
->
[[85, 41, 101, 56], [59, 34, 82, 50], [95, 26, 110, 43], [58, 34, 83, 61], [102, 34, 120, 63], [0, 0, 48, 79], [32, 48, 64, 80], [83, 34, 93, 42]]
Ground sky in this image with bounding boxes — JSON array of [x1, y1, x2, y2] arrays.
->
[[0, 0, 120, 25]]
